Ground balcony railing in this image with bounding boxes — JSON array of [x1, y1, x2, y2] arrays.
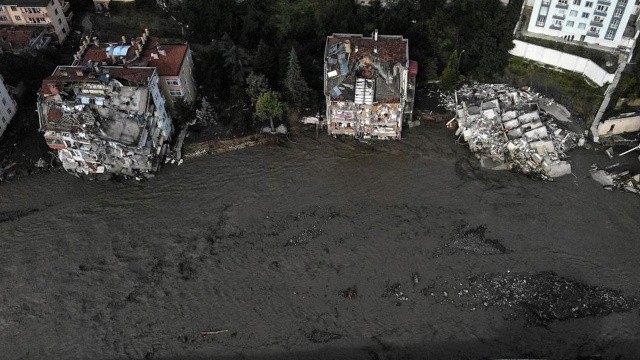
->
[[586, 30, 600, 37], [550, 23, 563, 30], [594, 10, 608, 16], [555, 3, 569, 9], [552, 14, 566, 20], [597, 0, 611, 5], [590, 20, 604, 26]]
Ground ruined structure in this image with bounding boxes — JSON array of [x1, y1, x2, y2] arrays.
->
[[451, 84, 580, 179], [37, 65, 173, 178], [324, 31, 417, 140], [73, 29, 196, 110]]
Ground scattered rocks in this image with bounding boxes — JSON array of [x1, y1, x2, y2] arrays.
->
[[382, 282, 409, 304]]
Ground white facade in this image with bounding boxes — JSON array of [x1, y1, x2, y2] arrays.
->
[[528, 0, 637, 48], [0, 0, 71, 43], [0, 75, 17, 139]]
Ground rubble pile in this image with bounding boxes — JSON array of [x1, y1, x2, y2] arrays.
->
[[428, 271, 638, 326], [445, 84, 582, 180], [590, 164, 640, 194], [382, 282, 409, 304]]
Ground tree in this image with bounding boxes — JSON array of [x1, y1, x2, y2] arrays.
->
[[195, 97, 217, 127], [255, 91, 285, 133], [246, 72, 271, 106], [253, 39, 277, 84], [439, 50, 461, 92], [284, 47, 311, 110]]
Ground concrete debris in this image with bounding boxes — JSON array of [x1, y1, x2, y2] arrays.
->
[[590, 164, 640, 194], [444, 84, 582, 180], [382, 282, 409, 304], [433, 271, 639, 326]]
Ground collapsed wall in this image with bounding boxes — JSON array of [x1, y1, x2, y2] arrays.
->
[[446, 84, 583, 180]]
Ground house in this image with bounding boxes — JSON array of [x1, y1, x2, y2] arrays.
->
[[0, 73, 17, 139], [0, 25, 50, 53], [92, 0, 134, 12], [323, 31, 417, 140], [527, 0, 638, 49], [37, 65, 173, 177], [73, 29, 196, 111], [0, 0, 72, 43]]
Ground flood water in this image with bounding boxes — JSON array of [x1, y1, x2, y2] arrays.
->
[[1, 124, 640, 359]]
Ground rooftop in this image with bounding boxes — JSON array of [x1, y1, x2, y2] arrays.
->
[[78, 34, 189, 77], [324, 32, 409, 103], [0, 26, 46, 50], [0, 0, 51, 6]]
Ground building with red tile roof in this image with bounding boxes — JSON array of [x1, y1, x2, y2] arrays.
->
[[73, 30, 196, 110]]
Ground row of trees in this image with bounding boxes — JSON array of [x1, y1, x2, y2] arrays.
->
[[164, 0, 523, 135]]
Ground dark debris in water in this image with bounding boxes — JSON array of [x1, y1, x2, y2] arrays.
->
[[426, 271, 638, 326], [307, 329, 342, 343], [382, 282, 409, 305], [434, 223, 509, 257]]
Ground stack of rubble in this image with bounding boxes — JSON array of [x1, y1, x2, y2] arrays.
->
[[447, 84, 581, 179], [590, 164, 640, 194]]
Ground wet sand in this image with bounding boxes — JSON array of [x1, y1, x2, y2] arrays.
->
[[1, 123, 639, 359]]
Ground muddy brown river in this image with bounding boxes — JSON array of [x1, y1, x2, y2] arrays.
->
[[1, 124, 639, 359]]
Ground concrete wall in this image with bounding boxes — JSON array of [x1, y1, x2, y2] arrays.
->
[[597, 115, 640, 136], [510, 39, 615, 87]]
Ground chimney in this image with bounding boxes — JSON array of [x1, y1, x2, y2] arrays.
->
[[121, 35, 126, 44], [135, 49, 140, 58], [374, 29, 378, 41], [94, 38, 99, 46], [144, 28, 149, 36]]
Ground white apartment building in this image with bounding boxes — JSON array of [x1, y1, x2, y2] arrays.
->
[[528, 0, 638, 48], [0, 74, 17, 139], [0, 0, 72, 43]]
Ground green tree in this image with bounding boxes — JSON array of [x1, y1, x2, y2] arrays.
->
[[439, 50, 460, 92], [255, 91, 285, 132], [253, 39, 277, 84], [284, 47, 311, 110], [246, 72, 271, 106]]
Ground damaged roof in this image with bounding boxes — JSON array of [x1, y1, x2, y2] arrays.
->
[[0, 26, 45, 51], [79, 36, 189, 77], [324, 33, 409, 103], [0, 0, 51, 6], [40, 66, 156, 96]]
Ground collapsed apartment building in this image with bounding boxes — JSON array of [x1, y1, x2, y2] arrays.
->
[[450, 84, 582, 180], [37, 65, 173, 178], [323, 31, 417, 140]]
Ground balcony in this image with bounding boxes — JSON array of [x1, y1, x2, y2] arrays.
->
[[590, 20, 604, 26], [594, 10, 608, 16], [597, 0, 611, 5], [553, 14, 566, 20], [586, 30, 600, 37], [555, 2, 569, 10], [550, 23, 563, 30]]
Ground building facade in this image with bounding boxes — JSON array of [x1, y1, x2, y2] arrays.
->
[[37, 65, 173, 177], [528, 0, 637, 48], [323, 31, 416, 140], [0, 74, 17, 139], [0, 0, 72, 43], [92, 0, 135, 12]]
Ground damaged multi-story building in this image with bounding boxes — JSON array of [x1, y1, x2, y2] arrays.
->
[[37, 65, 173, 178], [73, 29, 196, 111], [323, 31, 417, 140]]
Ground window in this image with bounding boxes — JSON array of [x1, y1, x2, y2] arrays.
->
[[558, 0, 567, 4], [582, 12, 590, 18], [7, 108, 11, 115], [14, 15, 21, 21], [567, 20, 575, 27], [614, 8, 623, 17], [619, 0, 628, 5], [536, 15, 546, 26], [1, 98, 5, 105], [593, 15, 603, 23], [585, 1, 593, 7], [166, 79, 181, 86], [573, 0, 581, 4], [596, 5, 607, 12], [590, 26, 599, 33], [611, 18, 620, 29], [54, 8, 58, 15], [578, 22, 586, 29], [169, 90, 184, 96], [58, 18, 61, 24], [540, 7, 549, 15], [62, 28, 66, 34], [557, 9, 566, 16], [1, 116, 5, 123], [605, 29, 615, 39], [10, 6, 17, 11], [570, 10, 578, 16], [0, 15, 8, 21], [553, 19, 563, 27]]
